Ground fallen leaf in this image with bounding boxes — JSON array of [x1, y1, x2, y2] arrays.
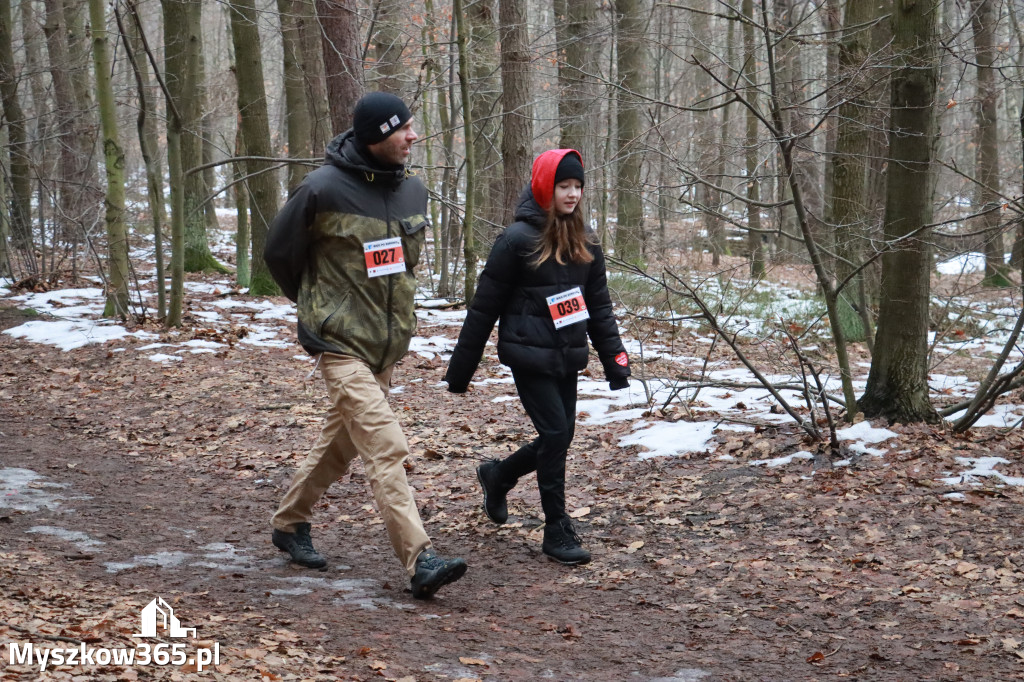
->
[[625, 541, 644, 554], [806, 651, 825, 663], [459, 657, 488, 666], [569, 507, 590, 519]]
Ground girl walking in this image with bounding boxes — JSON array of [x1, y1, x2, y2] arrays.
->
[[444, 149, 630, 564]]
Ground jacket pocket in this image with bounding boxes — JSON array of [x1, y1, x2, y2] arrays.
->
[[400, 215, 430, 235], [317, 289, 352, 340]]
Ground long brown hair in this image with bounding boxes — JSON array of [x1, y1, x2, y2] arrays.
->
[[532, 202, 595, 267]]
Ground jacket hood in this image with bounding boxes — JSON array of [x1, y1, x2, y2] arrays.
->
[[325, 130, 408, 185], [530, 149, 582, 212], [512, 185, 547, 228]]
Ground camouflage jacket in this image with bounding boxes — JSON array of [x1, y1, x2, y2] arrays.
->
[[264, 131, 429, 373]]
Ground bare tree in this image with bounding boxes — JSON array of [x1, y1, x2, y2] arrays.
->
[[859, 0, 942, 423]]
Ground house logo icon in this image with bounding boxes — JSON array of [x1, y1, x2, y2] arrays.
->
[[133, 597, 197, 638]]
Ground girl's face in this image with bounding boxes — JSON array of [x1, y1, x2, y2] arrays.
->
[[553, 179, 582, 216]]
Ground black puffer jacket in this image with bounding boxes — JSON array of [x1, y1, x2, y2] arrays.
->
[[444, 187, 630, 391]]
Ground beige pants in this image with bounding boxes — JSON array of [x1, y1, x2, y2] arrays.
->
[[272, 353, 431, 576]]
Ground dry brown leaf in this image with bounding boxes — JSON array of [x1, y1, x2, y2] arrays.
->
[[459, 657, 488, 666], [569, 507, 591, 519], [624, 541, 644, 554]]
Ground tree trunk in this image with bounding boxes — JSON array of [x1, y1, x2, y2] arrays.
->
[[826, 0, 886, 346], [0, 0, 32, 248], [163, 0, 189, 326], [121, 0, 167, 320], [229, 0, 281, 296], [177, 0, 224, 274], [369, 0, 408, 93], [89, 0, 130, 319], [970, 0, 1009, 287], [613, 0, 646, 262], [233, 117, 251, 288], [742, 0, 764, 278], [693, 3, 722, 264], [858, 0, 941, 424], [467, 0, 502, 243], [454, 0, 477, 300], [317, 0, 362, 135], [294, 0, 331, 152], [278, 0, 313, 189], [555, 0, 597, 169], [19, 0, 51, 265], [499, 0, 531, 226], [43, 0, 98, 243]]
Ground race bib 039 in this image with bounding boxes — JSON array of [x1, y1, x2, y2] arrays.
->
[[546, 287, 590, 329]]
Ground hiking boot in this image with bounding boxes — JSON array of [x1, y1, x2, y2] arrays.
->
[[542, 517, 591, 565], [272, 522, 327, 568], [410, 549, 467, 599], [477, 459, 510, 525]]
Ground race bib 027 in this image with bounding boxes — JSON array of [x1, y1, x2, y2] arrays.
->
[[363, 237, 406, 278]]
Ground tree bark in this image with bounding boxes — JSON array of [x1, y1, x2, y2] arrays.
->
[[121, 0, 167, 320], [613, 0, 647, 262], [467, 0, 502, 243], [89, 0, 130, 319], [498, 0, 532, 226], [294, 0, 331, 152], [555, 0, 597, 169], [454, 0, 477, 300], [229, 0, 281, 296], [278, 0, 313, 189], [742, 0, 764, 278], [42, 0, 99, 242], [0, 0, 32, 248], [163, 0, 189, 326], [969, 0, 1009, 287], [825, 0, 887, 346], [177, 0, 224, 274], [317, 0, 362, 135], [858, 0, 941, 424]]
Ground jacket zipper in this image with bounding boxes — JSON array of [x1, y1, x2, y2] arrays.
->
[[383, 190, 394, 373]]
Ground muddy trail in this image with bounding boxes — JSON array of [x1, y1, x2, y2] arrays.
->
[[2, 305, 1024, 681]]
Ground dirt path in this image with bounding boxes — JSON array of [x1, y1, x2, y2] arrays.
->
[[2, 306, 1024, 681]]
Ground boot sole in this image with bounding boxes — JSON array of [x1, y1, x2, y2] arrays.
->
[[477, 466, 507, 525], [543, 550, 591, 566]]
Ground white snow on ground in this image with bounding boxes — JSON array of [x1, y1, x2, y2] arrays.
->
[[3, 253, 1023, 490]]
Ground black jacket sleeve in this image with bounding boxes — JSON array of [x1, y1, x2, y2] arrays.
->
[[263, 183, 316, 302], [584, 246, 631, 389], [444, 233, 520, 392]]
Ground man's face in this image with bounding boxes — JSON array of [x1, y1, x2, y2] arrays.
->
[[367, 119, 418, 166]]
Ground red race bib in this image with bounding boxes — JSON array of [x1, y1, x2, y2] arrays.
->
[[363, 237, 406, 278], [546, 287, 590, 329]]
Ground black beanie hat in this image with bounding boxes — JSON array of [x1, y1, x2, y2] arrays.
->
[[553, 151, 585, 187], [352, 92, 412, 145]]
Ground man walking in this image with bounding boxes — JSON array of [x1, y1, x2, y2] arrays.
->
[[264, 92, 467, 599]]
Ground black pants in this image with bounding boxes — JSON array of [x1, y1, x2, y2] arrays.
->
[[495, 369, 578, 523]]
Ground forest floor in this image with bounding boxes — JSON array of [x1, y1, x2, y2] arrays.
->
[[2, 259, 1024, 681]]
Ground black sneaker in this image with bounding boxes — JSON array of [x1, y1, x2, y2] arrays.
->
[[272, 522, 327, 568], [477, 459, 509, 525], [542, 517, 591, 565], [410, 549, 467, 599]]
